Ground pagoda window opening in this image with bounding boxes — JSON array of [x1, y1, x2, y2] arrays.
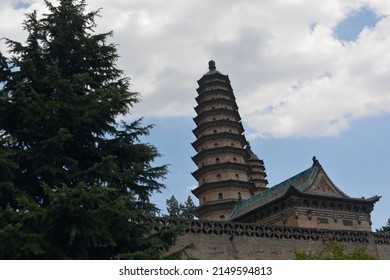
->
[[238, 192, 242, 200], [214, 143, 218, 146], [213, 117, 216, 121], [217, 174, 221, 180], [231, 143, 234, 146], [215, 158, 220, 163], [203, 197, 206, 203], [218, 193, 223, 200], [233, 157, 237, 162], [220, 215, 225, 220], [213, 129, 217, 133], [235, 174, 239, 180], [212, 106, 215, 109]]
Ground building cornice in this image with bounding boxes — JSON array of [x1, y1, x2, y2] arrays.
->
[[191, 132, 247, 151], [194, 98, 238, 114], [192, 179, 258, 197], [193, 108, 241, 126], [191, 146, 248, 164], [191, 161, 252, 180], [192, 119, 244, 138]]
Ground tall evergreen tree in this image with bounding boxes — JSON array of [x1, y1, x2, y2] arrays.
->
[[180, 196, 196, 220], [166, 195, 196, 220], [166, 195, 181, 218], [377, 218, 390, 232], [0, 0, 176, 259]]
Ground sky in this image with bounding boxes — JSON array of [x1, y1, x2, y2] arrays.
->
[[1, 0, 389, 230]]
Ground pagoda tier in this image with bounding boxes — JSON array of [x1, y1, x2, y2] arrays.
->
[[193, 108, 241, 126], [191, 146, 248, 166], [195, 88, 236, 104], [191, 60, 268, 221], [192, 119, 244, 138], [191, 161, 253, 181], [192, 180, 258, 198], [191, 132, 247, 152], [194, 98, 238, 115]]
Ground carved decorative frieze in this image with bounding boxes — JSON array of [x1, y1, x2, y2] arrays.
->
[[374, 232, 390, 245], [148, 217, 383, 244]]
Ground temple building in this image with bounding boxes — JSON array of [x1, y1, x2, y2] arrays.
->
[[191, 61, 380, 231]]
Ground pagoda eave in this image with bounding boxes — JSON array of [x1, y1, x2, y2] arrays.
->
[[192, 162, 252, 180], [191, 132, 247, 151], [192, 180, 258, 197], [191, 146, 248, 164]]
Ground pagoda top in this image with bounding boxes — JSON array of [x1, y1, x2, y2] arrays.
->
[[205, 60, 222, 75]]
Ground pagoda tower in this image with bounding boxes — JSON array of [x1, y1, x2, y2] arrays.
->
[[191, 60, 268, 221]]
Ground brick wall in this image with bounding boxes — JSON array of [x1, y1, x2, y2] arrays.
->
[[151, 217, 390, 260]]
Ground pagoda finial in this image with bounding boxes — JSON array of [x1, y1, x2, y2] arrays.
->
[[209, 60, 216, 71]]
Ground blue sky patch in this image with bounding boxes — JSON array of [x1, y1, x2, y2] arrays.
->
[[13, 1, 31, 10], [333, 7, 382, 42]]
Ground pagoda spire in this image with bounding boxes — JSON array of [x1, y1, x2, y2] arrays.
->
[[209, 60, 216, 70], [191, 61, 268, 221]]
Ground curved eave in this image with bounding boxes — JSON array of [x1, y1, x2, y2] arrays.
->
[[191, 132, 247, 150], [294, 187, 381, 205], [248, 161, 266, 170], [192, 162, 252, 180], [191, 146, 247, 164], [192, 180, 257, 197], [248, 165, 267, 175], [197, 72, 231, 86], [196, 88, 235, 103], [249, 178, 269, 186], [247, 156, 265, 164], [193, 108, 241, 126], [230, 185, 381, 221], [194, 98, 238, 114], [192, 119, 244, 137]]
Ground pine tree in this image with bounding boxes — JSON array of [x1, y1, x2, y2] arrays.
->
[[180, 196, 196, 220], [166, 195, 196, 220], [377, 218, 390, 232], [0, 0, 177, 259], [166, 195, 181, 218]]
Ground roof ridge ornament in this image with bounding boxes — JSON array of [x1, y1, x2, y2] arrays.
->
[[312, 156, 320, 166]]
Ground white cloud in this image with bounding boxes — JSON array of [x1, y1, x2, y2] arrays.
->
[[2, 0, 390, 137]]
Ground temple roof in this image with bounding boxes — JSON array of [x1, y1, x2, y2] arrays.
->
[[228, 157, 381, 220]]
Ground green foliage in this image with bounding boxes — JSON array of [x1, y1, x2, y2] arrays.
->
[[181, 196, 197, 220], [377, 218, 390, 232], [166, 195, 181, 218], [0, 0, 179, 259], [294, 238, 377, 260], [166, 195, 197, 220]]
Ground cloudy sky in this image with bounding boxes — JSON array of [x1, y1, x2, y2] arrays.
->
[[1, 0, 390, 229]]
